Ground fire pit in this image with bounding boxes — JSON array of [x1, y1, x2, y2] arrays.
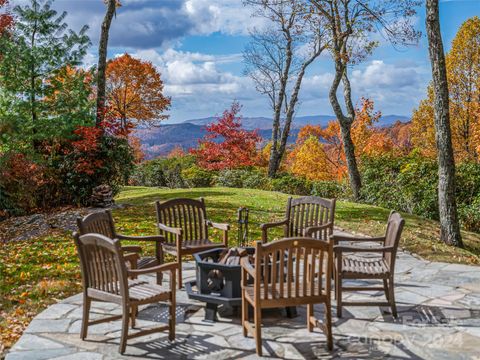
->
[[186, 247, 297, 322]]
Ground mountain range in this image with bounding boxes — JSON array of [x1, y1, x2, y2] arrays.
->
[[136, 114, 410, 159]]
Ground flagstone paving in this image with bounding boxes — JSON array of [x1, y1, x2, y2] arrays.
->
[[6, 251, 480, 359]]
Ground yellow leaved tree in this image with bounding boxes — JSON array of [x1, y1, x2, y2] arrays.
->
[[411, 16, 480, 162]]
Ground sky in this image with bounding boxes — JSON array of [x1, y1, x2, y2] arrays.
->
[[14, 0, 480, 123]]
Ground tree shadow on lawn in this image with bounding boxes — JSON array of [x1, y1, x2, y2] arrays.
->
[[114, 190, 287, 225], [117, 189, 237, 206]]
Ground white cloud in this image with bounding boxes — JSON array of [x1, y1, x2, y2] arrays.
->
[[126, 48, 259, 120], [352, 60, 420, 89], [130, 49, 244, 89], [183, 0, 267, 35], [349, 59, 428, 112], [47, 0, 265, 50]]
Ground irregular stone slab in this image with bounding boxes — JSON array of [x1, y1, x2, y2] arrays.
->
[[5, 348, 74, 360], [36, 304, 77, 320], [51, 352, 104, 360], [10, 334, 65, 351], [24, 319, 71, 334]]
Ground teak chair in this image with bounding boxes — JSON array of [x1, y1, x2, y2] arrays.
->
[[73, 233, 177, 354], [241, 237, 333, 356], [332, 211, 405, 318], [261, 196, 336, 243], [155, 197, 230, 289], [77, 210, 165, 284]]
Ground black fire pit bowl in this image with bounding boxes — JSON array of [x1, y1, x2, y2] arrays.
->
[[186, 247, 297, 322]]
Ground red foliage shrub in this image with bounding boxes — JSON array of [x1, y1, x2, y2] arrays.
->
[[191, 102, 261, 170], [0, 153, 48, 214]]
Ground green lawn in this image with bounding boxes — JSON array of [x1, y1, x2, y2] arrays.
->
[[1, 186, 480, 354]]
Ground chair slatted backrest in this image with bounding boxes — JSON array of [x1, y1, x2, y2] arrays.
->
[[254, 237, 331, 303], [73, 233, 127, 298], [156, 198, 208, 245], [383, 211, 405, 269], [77, 211, 116, 239], [286, 197, 336, 239]]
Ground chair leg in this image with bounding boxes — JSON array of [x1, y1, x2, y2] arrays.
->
[[130, 259, 138, 280], [119, 304, 130, 354], [177, 256, 183, 290], [325, 301, 333, 351], [388, 276, 397, 318], [169, 295, 176, 341], [254, 306, 262, 356], [242, 291, 248, 337], [336, 274, 342, 318], [334, 269, 338, 300], [80, 295, 91, 340], [383, 279, 390, 301], [307, 304, 314, 332], [130, 304, 137, 329], [156, 255, 164, 285]]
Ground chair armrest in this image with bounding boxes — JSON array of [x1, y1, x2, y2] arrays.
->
[[127, 262, 178, 277], [206, 220, 230, 231], [260, 219, 289, 231], [123, 252, 140, 262], [121, 245, 142, 253], [304, 222, 333, 236], [334, 245, 395, 253], [157, 223, 183, 236], [330, 234, 386, 244], [117, 234, 166, 242], [240, 257, 256, 278]]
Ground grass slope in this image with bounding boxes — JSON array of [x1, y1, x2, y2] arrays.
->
[[1, 186, 479, 354]]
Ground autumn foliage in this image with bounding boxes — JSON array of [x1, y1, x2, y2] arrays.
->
[[287, 98, 411, 180], [191, 102, 261, 170], [106, 53, 171, 133], [0, 0, 13, 35], [412, 16, 480, 162]]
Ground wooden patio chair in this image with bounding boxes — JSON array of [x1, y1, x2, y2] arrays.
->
[[332, 211, 405, 318], [241, 237, 333, 356], [261, 196, 336, 243], [155, 197, 230, 289], [73, 232, 177, 354], [77, 210, 165, 284]]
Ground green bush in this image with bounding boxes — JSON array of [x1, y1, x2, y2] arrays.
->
[[215, 169, 247, 188], [131, 155, 196, 188], [459, 196, 480, 233], [311, 181, 346, 199], [271, 173, 312, 195], [361, 154, 438, 218], [360, 155, 480, 229], [242, 170, 271, 190], [456, 162, 480, 205], [182, 165, 214, 188]]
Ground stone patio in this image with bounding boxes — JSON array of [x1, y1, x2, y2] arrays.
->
[[6, 251, 480, 359]]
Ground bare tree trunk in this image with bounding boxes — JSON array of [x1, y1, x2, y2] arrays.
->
[[96, 0, 116, 125], [30, 18, 38, 125], [267, 33, 293, 178], [328, 62, 362, 200], [425, 0, 463, 247]]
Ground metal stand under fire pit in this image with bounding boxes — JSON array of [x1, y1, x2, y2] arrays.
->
[[186, 247, 297, 322]]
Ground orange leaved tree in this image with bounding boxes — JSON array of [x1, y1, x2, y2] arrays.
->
[[411, 16, 480, 162], [106, 53, 171, 134], [191, 102, 261, 170], [289, 98, 396, 180]]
